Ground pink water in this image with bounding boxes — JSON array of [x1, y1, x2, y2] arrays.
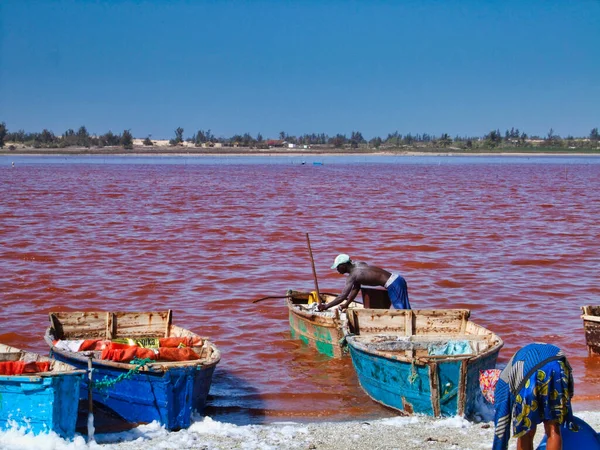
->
[[1, 158, 599, 423]]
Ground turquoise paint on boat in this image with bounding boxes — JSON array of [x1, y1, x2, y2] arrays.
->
[[437, 360, 461, 416], [346, 308, 503, 418], [348, 340, 435, 415], [0, 345, 84, 439], [286, 292, 353, 358]]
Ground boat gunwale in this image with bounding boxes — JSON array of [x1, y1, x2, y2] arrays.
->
[[346, 334, 503, 365], [0, 343, 86, 377], [344, 309, 504, 365], [581, 305, 600, 321], [44, 311, 221, 372], [286, 298, 343, 326], [285, 293, 362, 324], [582, 315, 600, 323]]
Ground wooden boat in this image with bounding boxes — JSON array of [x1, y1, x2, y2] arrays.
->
[[581, 306, 600, 356], [286, 289, 363, 358], [0, 343, 85, 438], [44, 310, 221, 431], [286, 288, 391, 358], [345, 308, 503, 418]]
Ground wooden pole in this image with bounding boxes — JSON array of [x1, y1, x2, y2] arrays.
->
[[87, 356, 95, 442], [305, 233, 322, 303]]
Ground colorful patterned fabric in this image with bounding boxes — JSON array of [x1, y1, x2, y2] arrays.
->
[[512, 359, 574, 438], [480, 369, 502, 404], [492, 343, 575, 450]]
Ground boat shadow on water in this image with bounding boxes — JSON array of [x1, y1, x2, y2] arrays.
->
[[202, 368, 267, 425], [74, 368, 265, 441]]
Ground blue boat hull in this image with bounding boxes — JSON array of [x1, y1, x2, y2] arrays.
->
[[51, 352, 216, 430], [0, 372, 83, 438], [347, 340, 499, 418]]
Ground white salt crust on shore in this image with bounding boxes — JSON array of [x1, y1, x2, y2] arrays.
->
[[1, 410, 599, 450]]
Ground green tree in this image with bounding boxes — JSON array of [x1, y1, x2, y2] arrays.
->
[[121, 129, 133, 149], [38, 129, 56, 146], [438, 133, 452, 147], [99, 131, 121, 147], [590, 128, 600, 141], [330, 134, 346, 148], [242, 132, 253, 147], [484, 130, 502, 148], [0, 122, 7, 148], [143, 135, 153, 146], [171, 127, 184, 145], [76, 126, 90, 147], [195, 129, 207, 145], [369, 137, 382, 148]]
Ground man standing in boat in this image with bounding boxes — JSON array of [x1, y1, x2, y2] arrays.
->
[[318, 254, 411, 311]]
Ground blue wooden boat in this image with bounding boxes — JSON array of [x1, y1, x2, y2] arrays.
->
[[0, 343, 85, 438], [346, 308, 503, 418], [44, 310, 221, 431]]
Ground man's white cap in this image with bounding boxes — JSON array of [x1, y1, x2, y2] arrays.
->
[[331, 253, 351, 269]]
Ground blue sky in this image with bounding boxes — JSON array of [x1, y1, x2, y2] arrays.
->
[[1, 0, 599, 140]]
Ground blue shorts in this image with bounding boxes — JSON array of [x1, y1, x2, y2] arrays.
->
[[387, 275, 411, 309]]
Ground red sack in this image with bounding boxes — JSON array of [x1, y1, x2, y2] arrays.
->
[[0, 361, 51, 375], [79, 340, 105, 351], [101, 345, 157, 363], [159, 337, 203, 348], [23, 361, 50, 373], [158, 347, 199, 361], [0, 361, 24, 375]]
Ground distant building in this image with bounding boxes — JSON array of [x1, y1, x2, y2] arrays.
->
[[266, 140, 285, 148]]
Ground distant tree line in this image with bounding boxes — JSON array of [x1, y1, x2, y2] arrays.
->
[[0, 123, 133, 149], [0, 121, 599, 151]]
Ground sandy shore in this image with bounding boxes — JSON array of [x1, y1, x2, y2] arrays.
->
[[4, 410, 598, 450]]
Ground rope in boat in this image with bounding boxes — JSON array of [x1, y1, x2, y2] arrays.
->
[[90, 357, 153, 390], [408, 360, 418, 384]]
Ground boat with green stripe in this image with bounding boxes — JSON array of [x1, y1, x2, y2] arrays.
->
[[285, 290, 364, 358]]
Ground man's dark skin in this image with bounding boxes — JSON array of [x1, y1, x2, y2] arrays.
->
[[318, 260, 391, 311]]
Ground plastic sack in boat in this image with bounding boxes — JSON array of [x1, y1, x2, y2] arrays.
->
[[101, 344, 157, 363], [158, 347, 199, 361], [0, 361, 51, 375], [159, 337, 203, 348]]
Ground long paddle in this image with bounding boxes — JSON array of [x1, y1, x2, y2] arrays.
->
[[305, 232, 322, 304], [252, 292, 337, 304]]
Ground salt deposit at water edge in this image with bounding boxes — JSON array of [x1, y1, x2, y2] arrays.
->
[[1, 411, 599, 450]]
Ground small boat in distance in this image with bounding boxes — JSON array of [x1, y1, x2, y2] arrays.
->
[[581, 306, 600, 356], [44, 310, 221, 431], [345, 308, 503, 418], [0, 343, 85, 439]]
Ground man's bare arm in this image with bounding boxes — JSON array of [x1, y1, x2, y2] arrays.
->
[[338, 286, 361, 311], [319, 277, 359, 310]]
